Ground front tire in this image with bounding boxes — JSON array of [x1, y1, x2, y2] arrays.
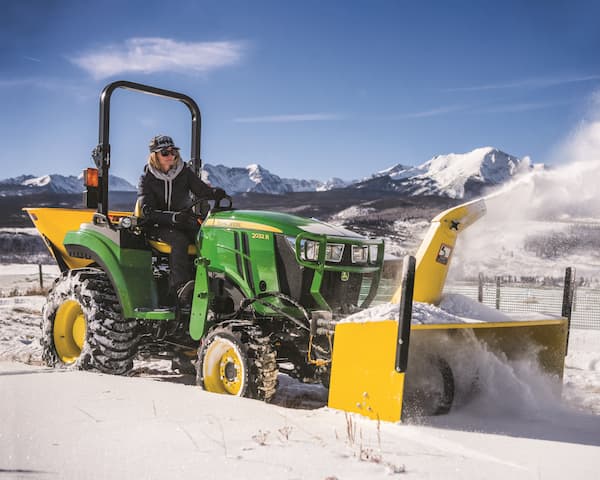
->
[[196, 323, 278, 401], [41, 268, 139, 375]]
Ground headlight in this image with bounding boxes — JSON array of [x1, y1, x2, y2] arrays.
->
[[292, 238, 345, 263], [352, 245, 368, 263], [369, 245, 379, 263], [304, 240, 320, 261], [288, 237, 320, 261], [120, 216, 132, 229], [325, 243, 344, 263]]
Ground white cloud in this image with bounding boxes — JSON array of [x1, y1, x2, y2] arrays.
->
[[445, 73, 600, 92], [376, 100, 570, 120], [234, 113, 345, 123], [374, 105, 468, 120], [480, 100, 570, 113], [70, 37, 244, 79], [396, 105, 467, 119]]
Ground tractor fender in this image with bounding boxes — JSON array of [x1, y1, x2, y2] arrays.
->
[[64, 227, 158, 318]]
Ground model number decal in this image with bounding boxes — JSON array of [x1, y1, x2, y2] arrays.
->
[[436, 243, 452, 265], [251, 232, 270, 240]]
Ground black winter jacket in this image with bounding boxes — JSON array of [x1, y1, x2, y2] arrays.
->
[[137, 162, 214, 226]]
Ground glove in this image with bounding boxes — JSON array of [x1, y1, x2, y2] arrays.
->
[[173, 211, 200, 229], [211, 187, 227, 202]]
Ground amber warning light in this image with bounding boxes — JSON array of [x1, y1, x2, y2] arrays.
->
[[83, 168, 100, 208], [84, 168, 99, 187]]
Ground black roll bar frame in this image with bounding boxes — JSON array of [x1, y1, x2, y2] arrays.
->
[[92, 80, 202, 216]]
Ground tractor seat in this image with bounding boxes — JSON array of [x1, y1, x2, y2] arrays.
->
[[134, 199, 198, 256], [147, 239, 197, 256]]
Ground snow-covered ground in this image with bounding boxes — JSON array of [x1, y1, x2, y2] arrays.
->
[[0, 263, 59, 297], [332, 205, 376, 220], [1, 265, 599, 478]]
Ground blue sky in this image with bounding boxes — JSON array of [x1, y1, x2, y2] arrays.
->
[[2, 0, 600, 184]]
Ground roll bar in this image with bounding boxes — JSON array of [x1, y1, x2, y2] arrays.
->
[[92, 80, 202, 216]]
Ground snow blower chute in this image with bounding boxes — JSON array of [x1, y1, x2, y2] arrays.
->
[[327, 198, 570, 422]]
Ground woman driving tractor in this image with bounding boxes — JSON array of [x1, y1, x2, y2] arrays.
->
[[137, 134, 227, 307]]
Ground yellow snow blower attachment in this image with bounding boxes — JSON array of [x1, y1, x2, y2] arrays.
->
[[327, 198, 571, 422]]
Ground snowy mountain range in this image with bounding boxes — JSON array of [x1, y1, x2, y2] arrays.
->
[[0, 173, 137, 196], [357, 147, 539, 198], [0, 147, 540, 199], [201, 163, 349, 195]]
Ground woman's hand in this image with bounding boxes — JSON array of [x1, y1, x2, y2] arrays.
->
[[211, 187, 227, 201], [173, 211, 201, 229]]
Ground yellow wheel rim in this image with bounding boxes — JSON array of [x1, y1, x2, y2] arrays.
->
[[202, 338, 245, 395], [53, 300, 87, 364]]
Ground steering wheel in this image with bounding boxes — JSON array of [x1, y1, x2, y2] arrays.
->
[[177, 194, 233, 218], [212, 195, 233, 211]]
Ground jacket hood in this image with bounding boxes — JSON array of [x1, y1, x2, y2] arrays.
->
[[146, 161, 185, 210], [147, 160, 184, 181]]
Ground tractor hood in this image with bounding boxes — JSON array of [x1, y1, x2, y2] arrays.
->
[[204, 209, 365, 240]]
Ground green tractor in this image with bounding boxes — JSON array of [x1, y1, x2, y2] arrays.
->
[[28, 81, 571, 421], [27, 80, 384, 401]]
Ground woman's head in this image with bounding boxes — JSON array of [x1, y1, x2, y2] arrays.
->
[[148, 135, 181, 172]]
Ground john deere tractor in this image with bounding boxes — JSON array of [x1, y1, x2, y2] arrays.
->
[[26, 81, 384, 400], [27, 81, 571, 421]]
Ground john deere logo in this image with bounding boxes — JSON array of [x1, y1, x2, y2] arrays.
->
[[341, 272, 350, 282]]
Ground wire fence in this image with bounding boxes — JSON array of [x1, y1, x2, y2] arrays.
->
[[363, 265, 599, 330], [444, 272, 599, 330]]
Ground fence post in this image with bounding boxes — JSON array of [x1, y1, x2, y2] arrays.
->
[[495, 276, 501, 310], [38, 264, 43, 290], [562, 266, 576, 354], [478, 273, 483, 303]]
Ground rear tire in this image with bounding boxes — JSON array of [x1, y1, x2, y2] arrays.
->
[[41, 268, 139, 375], [196, 323, 278, 401]]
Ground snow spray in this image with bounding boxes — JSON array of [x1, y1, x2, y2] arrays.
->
[[451, 100, 600, 280], [407, 327, 566, 420]]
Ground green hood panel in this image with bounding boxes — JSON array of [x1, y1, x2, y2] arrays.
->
[[204, 209, 365, 239]]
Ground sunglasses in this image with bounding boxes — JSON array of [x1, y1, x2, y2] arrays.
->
[[158, 149, 177, 157]]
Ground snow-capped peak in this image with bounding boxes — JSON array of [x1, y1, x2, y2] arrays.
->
[[363, 147, 538, 199], [416, 147, 527, 198], [22, 175, 52, 187], [373, 163, 415, 181], [425, 146, 510, 178], [246, 163, 274, 183]]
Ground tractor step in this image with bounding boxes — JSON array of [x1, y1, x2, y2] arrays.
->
[[134, 308, 176, 321]]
